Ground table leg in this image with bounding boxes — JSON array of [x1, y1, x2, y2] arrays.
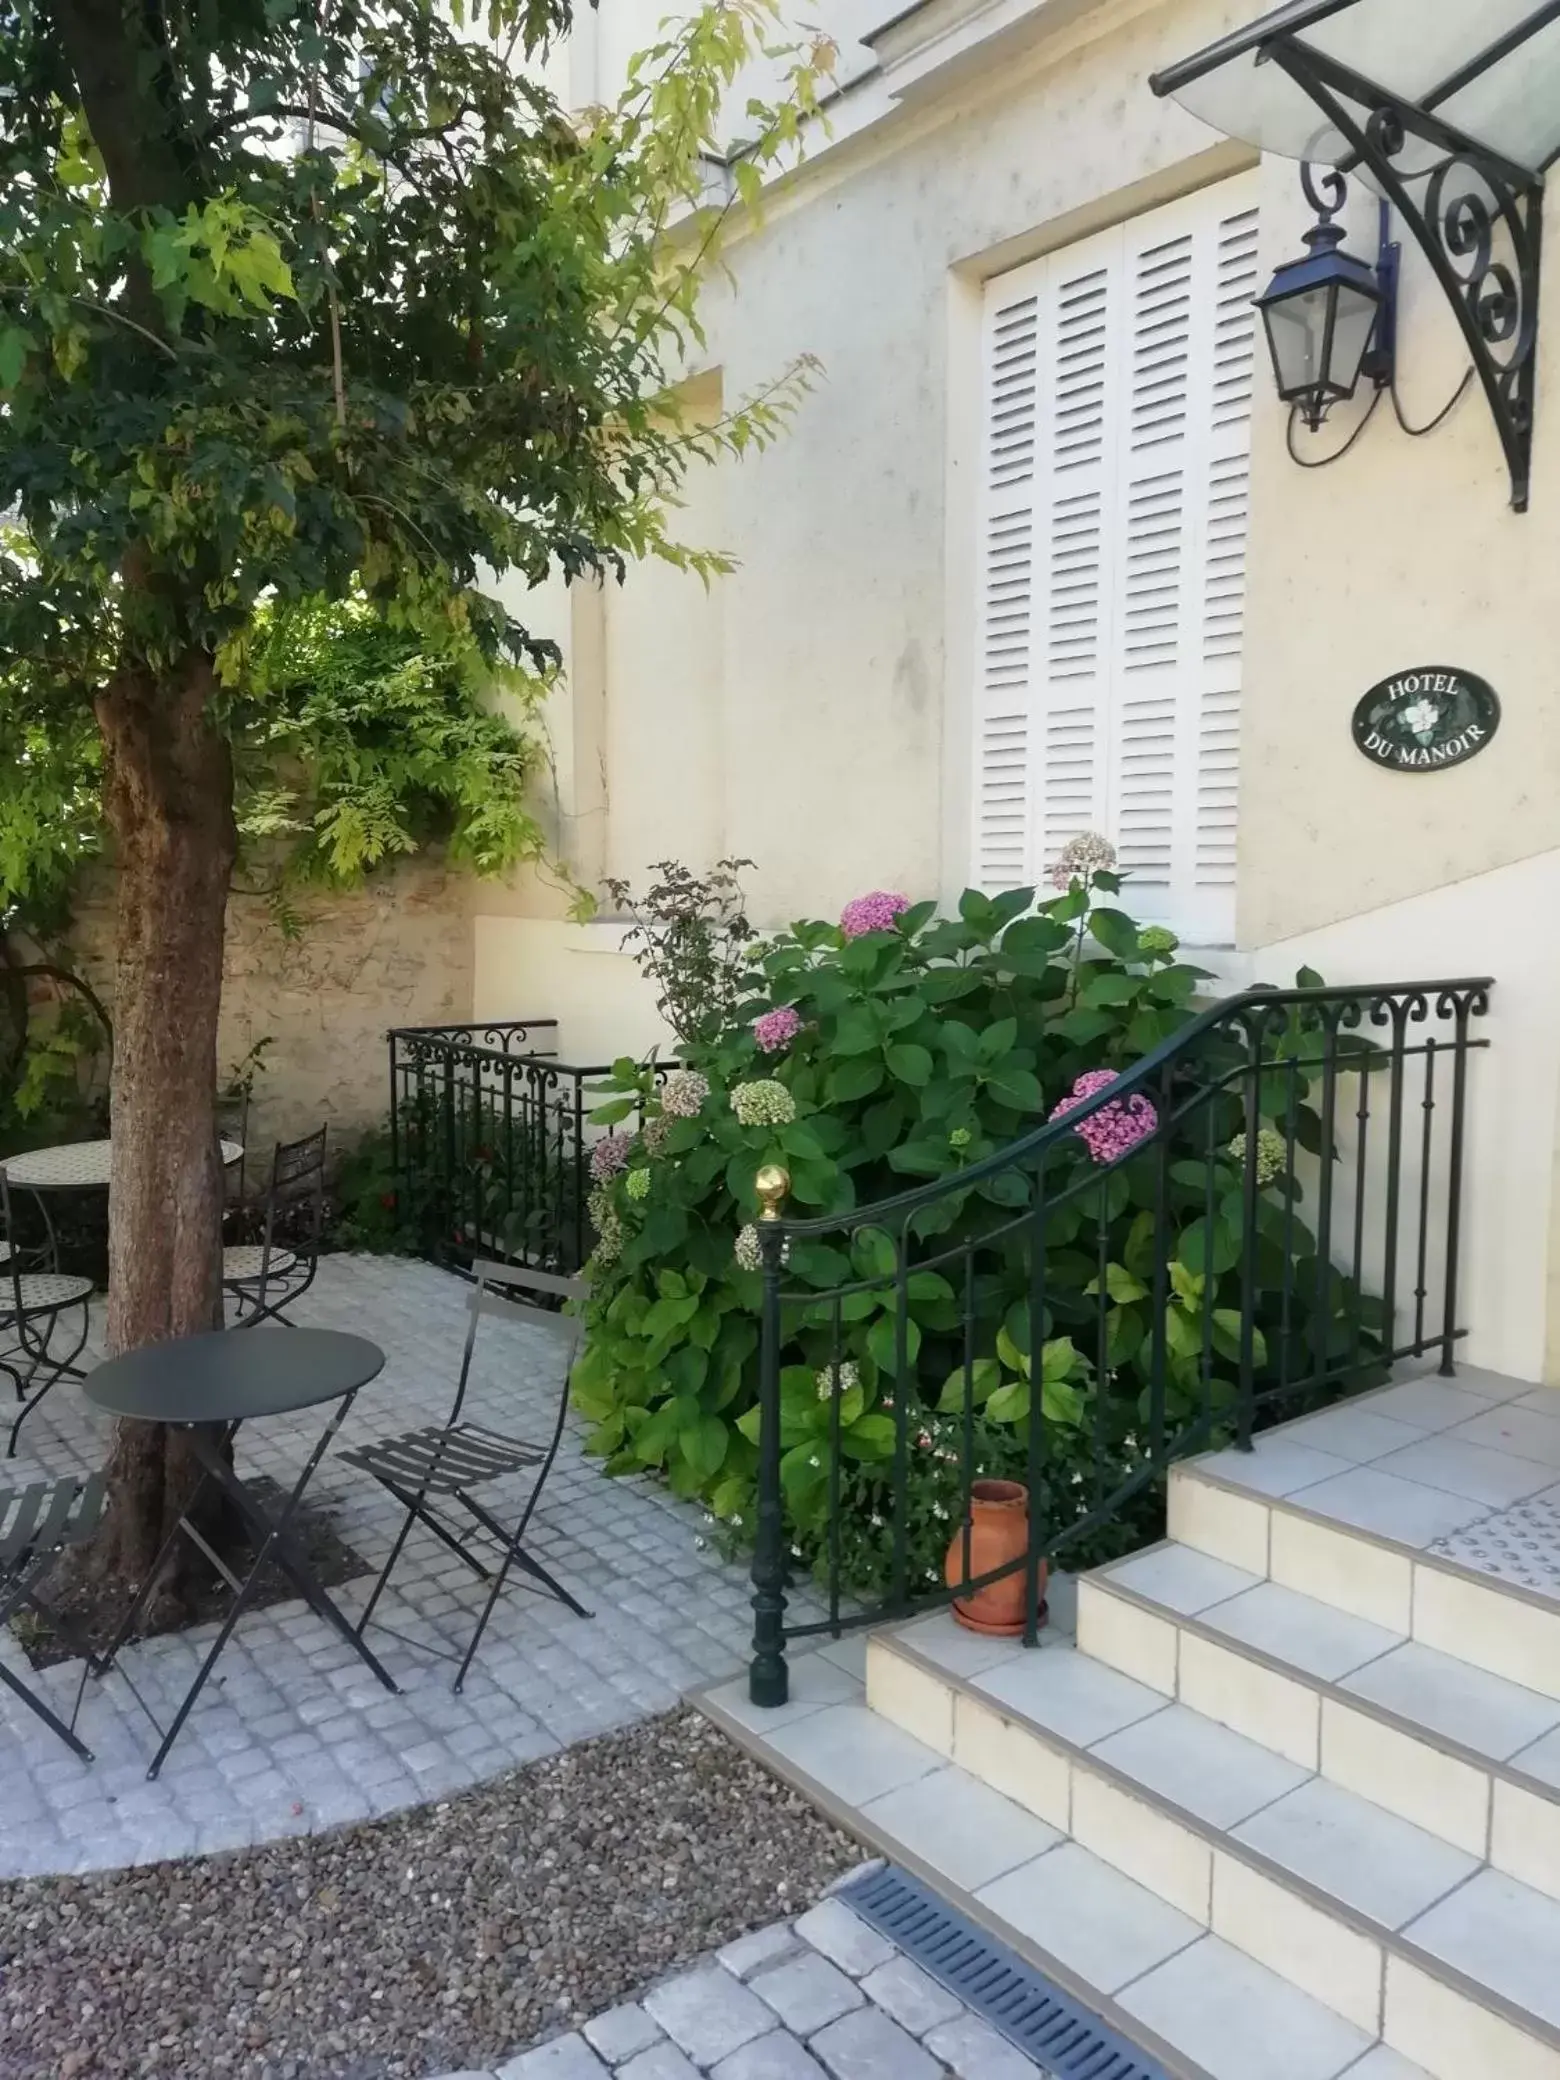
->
[[140, 1398, 397, 1778], [91, 1441, 231, 1677]]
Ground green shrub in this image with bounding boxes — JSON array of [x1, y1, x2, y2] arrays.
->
[[571, 872, 1373, 1598]]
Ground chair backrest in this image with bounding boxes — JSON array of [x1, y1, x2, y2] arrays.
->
[[216, 1087, 250, 1203], [259, 1125, 327, 1265], [449, 1257, 587, 1427], [0, 1174, 26, 1312]]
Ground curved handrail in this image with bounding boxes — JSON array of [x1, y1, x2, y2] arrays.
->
[[770, 976, 1494, 1238]]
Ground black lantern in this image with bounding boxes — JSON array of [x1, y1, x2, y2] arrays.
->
[[1149, 0, 1552, 510], [1256, 169, 1386, 430]]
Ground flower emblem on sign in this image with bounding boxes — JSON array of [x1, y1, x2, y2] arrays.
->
[[1400, 695, 1443, 743]]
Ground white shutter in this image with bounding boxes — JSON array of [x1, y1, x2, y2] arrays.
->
[[971, 172, 1259, 939], [1035, 256, 1115, 879], [972, 277, 1042, 890], [1194, 197, 1262, 924]]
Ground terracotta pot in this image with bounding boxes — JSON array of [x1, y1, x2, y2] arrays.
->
[[945, 1479, 1047, 1637]]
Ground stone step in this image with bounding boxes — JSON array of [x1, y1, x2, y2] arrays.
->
[[701, 1641, 1438, 2080], [1075, 1538, 1560, 1896], [1162, 1374, 1560, 1712], [863, 1617, 1560, 2080]]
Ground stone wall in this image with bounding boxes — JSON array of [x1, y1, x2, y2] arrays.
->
[[68, 854, 475, 1161]]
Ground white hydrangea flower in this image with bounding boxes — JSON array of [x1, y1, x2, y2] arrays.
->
[[660, 1069, 710, 1119], [1228, 1126, 1289, 1188], [1049, 830, 1117, 891], [814, 1361, 861, 1402], [731, 1079, 796, 1127]]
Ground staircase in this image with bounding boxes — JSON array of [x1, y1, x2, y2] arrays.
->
[[703, 1364, 1560, 2080]]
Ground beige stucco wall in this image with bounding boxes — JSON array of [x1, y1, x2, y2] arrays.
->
[[1239, 172, 1560, 946], [473, 0, 1560, 1374], [71, 856, 474, 1157]]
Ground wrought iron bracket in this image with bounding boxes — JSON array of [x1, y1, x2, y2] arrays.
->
[[1266, 35, 1543, 510]]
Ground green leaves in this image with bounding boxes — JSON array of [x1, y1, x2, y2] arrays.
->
[[0, 329, 29, 391], [885, 1042, 933, 1086]]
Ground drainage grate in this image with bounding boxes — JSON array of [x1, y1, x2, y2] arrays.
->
[[838, 1863, 1169, 2080]]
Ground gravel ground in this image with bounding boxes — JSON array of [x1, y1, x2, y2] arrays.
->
[[0, 1709, 859, 2080]]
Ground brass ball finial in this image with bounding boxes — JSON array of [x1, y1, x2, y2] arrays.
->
[[755, 1163, 790, 1221]]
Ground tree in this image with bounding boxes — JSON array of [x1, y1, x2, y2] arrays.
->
[[0, 0, 829, 1605]]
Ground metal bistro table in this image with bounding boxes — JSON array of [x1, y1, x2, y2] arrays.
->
[[85, 1327, 398, 1777], [3, 1136, 245, 1258]]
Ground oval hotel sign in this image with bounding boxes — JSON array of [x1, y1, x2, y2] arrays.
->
[[1352, 667, 1500, 773]]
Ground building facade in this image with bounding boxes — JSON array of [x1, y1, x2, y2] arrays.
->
[[475, 0, 1560, 1380]]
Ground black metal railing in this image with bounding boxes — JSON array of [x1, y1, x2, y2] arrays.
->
[[387, 1021, 623, 1275], [748, 977, 1492, 1706]]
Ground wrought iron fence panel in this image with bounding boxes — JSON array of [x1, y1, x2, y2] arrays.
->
[[387, 1022, 632, 1276], [748, 978, 1492, 1708]]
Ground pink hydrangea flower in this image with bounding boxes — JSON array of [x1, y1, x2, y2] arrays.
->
[[840, 891, 910, 939], [1050, 1068, 1158, 1164], [753, 1005, 803, 1054], [589, 1131, 632, 1183]]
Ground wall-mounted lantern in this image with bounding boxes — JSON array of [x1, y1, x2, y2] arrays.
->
[[1150, 0, 1553, 511], [1256, 162, 1395, 429]]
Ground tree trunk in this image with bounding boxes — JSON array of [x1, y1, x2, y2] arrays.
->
[[76, 652, 239, 1609]]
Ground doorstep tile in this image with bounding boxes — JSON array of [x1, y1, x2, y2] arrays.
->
[[1385, 1953, 1560, 2080], [1199, 1442, 1358, 1499], [1199, 1579, 1402, 1682], [1100, 1542, 1261, 1616], [1340, 2050, 1438, 2080], [1359, 1382, 1499, 1434], [704, 1654, 862, 1736], [1269, 1511, 1414, 1632], [1232, 1777, 1478, 1931], [976, 1841, 1200, 1994], [858, 1764, 1061, 1891], [893, 1611, 1022, 1680], [1341, 1640, 1560, 1761], [1210, 1849, 1384, 2035], [1403, 1865, 1560, 2031], [1512, 1723, 1560, 1791], [766, 1706, 941, 1809], [1286, 1468, 1490, 1550], [971, 1643, 1167, 1749], [1117, 1932, 1374, 2080], [1371, 1435, 1558, 1508], [1090, 1700, 1312, 1830], [1286, 1407, 1430, 1464], [1448, 1404, 1560, 1469]]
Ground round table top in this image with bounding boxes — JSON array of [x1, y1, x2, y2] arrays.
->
[[3, 1138, 245, 1189], [84, 1328, 384, 1425]]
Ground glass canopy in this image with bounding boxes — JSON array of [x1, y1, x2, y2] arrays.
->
[[1151, 0, 1560, 176]]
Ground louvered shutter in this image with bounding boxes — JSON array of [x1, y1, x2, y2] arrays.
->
[[971, 172, 1260, 940], [1034, 255, 1116, 880], [972, 273, 1043, 890], [1194, 195, 1262, 930]]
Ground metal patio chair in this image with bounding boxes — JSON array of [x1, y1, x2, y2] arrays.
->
[[0, 1470, 105, 1759], [341, 1258, 590, 1690], [0, 1174, 93, 1456], [222, 1125, 326, 1328]]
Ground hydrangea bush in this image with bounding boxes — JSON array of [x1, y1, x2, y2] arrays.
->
[[570, 865, 1365, 1591]]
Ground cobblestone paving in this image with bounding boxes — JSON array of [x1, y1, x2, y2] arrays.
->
[[0, 1253, 816, 1877], [469, 1886, 1044, 2080]]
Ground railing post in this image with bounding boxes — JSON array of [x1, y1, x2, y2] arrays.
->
[[749, 1163, 791, 1709], [388, 1033, 401, 1206], [1440, 995, 1474, 1376]]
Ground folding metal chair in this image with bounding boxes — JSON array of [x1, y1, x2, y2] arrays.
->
[[222, 1125, 326, 1328], [0, 1174, 93, 1455], [341, 1259, 590, 1690], [0, 1471, 105, 1759]]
